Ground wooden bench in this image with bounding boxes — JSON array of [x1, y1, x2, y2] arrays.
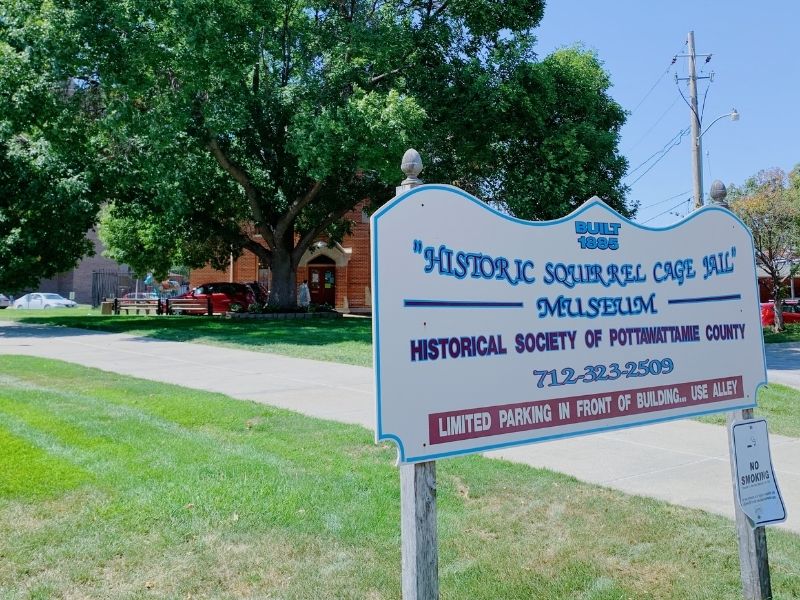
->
[[114, 299, 163, 315], [165, 297, 214, 316]]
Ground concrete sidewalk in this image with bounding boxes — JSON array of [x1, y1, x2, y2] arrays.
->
[[763, 341, 800, 389], [1, 320, 797, 533]]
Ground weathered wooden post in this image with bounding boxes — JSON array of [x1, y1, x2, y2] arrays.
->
[[400, 460, 438, 599], [395, 150, 439, 600]]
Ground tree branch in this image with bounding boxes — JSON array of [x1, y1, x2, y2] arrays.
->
[[205, 137, 275, 249], [243, 238, 272, 264], [369, 65, 409, 85], [367, 1, 447, 86], [291, 202, 351, 265], [275, 180, 323, 240], [431, 0, 450, 19], [252, 59, 260, 96], [367, 0, 381, 19], [281, 1, 293, 86]]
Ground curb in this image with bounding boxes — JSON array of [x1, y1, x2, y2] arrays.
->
[[225, 311, 342, 320]]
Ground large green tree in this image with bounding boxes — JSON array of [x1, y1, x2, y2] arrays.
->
[[8, 0, 631, 307], [0, 13, 100, 293], [729, 166, 800, 332]]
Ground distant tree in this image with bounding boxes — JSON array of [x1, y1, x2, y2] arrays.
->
[[0, 28, 100, 292], [729, 167, 800, 332], [11, 1, 631, 308]]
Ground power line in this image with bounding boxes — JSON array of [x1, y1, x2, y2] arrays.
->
[[641, 198, 691, 224], [626, 125, 686, 176], [629, 65, 672, 115], [623, 40, 688, 155], [625, 127, 689, 181], [699, 83, 710, 123], [624, 96, 681, 153], [627, 40, 686, 118], [676, 81, 698, 122], [627, 128, 690, 186], [638, 189, 692, 210]]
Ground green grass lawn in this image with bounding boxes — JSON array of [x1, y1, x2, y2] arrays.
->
[[763, 323, 800, 344], [1, 307, 373, 366], [1, 356, 799, 599], [697, 383, 800, 437]]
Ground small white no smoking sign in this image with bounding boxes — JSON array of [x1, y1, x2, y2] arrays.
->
[[732, 419, 787, 527]]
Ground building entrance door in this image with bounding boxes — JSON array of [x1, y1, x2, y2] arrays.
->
[[308, 266, 336, 306]]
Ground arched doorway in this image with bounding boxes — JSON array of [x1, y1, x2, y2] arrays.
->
[[307, 255, 336, 306]]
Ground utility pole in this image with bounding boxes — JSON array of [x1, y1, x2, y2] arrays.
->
[[688, 31, 703, 209], [677, 31, 712, 209]]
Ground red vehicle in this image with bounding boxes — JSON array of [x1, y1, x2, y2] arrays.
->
[[173, 282, 255, 314], [760, 300, 800, 327]]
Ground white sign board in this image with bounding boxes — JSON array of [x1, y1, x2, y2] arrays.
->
[[371, 185, 767, 464], [732, 419, 787, 527]]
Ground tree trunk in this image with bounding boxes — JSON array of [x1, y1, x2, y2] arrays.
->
[[773, 299, 784, 333], [269, 248, 297, 309], [772, 276, 784, 333]]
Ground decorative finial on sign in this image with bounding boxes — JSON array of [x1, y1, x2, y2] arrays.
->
[[397, 149, 423, 194]]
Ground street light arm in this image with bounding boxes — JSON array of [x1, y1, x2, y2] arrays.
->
[[699, 109, 740, 139]]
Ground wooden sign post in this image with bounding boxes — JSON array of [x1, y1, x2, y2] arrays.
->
[[394, 152, 439, 600], [400, 461, 438, 600]]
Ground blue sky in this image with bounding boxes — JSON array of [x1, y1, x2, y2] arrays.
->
[[533, 0, 800, 226]]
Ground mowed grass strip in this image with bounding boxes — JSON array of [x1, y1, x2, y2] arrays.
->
[[697, 382, 800, 437], [1, 357, 799, 599], [763, 323, 800, 344], [2, 309, 373, 366], [0, 427, 91, 498]]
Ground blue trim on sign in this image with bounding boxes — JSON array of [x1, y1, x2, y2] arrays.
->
[[667, 294, 742, 305], [370, 184, 770, 463], [370, 183, 758, 234], [403, 299, 524, 308], [370, 215, 383, 447]]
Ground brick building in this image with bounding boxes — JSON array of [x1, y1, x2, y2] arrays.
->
[[37, 229, 136, 305], [190, 202, 373, 313], [756, 266, 800, 303]]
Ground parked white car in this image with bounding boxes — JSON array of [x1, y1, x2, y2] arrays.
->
[[0, 294, 10, 309], [14, 293, 77, 309]]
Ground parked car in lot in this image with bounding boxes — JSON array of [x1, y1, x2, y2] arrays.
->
[[14, 293, 77, 309], [0, 294, 10, 309], [760, 300, 800, 327], [172, 282, 254, 314]]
